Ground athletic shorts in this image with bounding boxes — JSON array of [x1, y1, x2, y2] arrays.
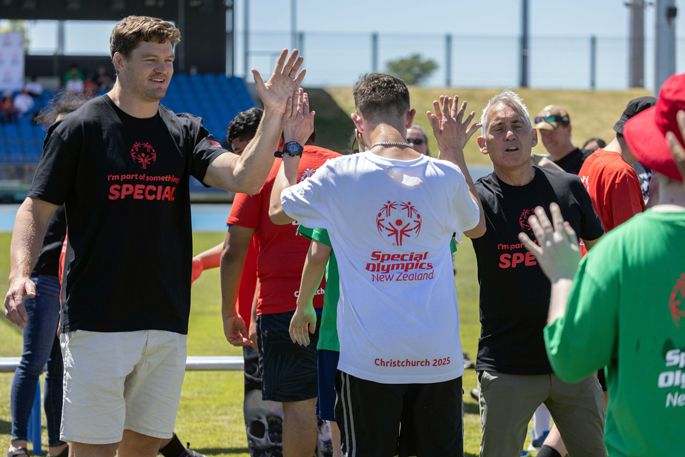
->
[[60, 330, 186, 444], [317, 349, 340, 421], [336, 372, 463, 457], [258, 311, 319, 402]]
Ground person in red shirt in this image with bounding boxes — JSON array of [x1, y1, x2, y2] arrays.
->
[[221, 90, 341, 457], [578, 96, 654, 233]]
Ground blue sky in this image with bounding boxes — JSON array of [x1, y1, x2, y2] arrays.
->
[[12, 0, 685, 89]]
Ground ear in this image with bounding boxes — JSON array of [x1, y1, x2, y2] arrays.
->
[[477, 136, 488, 155], [531, 128, 538, 147], [112, 51, 125, 74], [351, 112, 364, 133], [405, 108, 416, 128]]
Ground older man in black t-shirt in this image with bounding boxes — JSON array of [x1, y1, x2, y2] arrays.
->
[[470, 91, 607, 457], [4, 16, 306, 457]]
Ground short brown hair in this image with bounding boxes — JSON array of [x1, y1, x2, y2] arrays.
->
[[110, 16, 181, 57], [353, 73, 410, 121]]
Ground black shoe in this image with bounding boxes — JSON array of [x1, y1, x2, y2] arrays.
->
[[183, 443, 207, 457], [463, 352, 475, 370]]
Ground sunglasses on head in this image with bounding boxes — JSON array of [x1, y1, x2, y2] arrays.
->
[[534, 114, 569, 125], [406, 137, 425, 145]]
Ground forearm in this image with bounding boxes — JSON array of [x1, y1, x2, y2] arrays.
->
[[269, 156, 300, 224], [219, 248, 248, 319], [10, 198, 55, 280], [194, 242, 223, 270], [296, 248, 328, 309], [547, 278, 574, 324]]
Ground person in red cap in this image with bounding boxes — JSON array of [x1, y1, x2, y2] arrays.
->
[[519, 72, 685, 457]]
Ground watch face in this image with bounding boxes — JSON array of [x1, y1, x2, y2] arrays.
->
[[284, 142, 303, 155]]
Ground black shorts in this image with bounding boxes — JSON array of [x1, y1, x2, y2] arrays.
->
[[336, 372, 463, 457], [258, 311, 319, 402]]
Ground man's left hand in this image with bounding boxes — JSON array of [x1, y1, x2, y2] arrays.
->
[[283, 88, 315, 146], [427, 95, 480, 163]]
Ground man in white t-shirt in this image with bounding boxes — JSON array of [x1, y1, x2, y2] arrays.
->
[[268, 74, 485, 457]]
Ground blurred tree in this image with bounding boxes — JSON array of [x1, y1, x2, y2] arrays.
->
[[385, 53, 438, 85]]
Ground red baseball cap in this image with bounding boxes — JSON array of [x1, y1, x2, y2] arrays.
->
[[624, 73, 685, 182]]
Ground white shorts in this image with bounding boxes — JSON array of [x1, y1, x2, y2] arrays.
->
[[60, 330, 187, 444]]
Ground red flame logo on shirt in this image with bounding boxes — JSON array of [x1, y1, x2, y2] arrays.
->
[[130, 141, 157, 170], [669, 273, 685, 327], [519, 208, 536, 236], [376, 200, 422, 246]]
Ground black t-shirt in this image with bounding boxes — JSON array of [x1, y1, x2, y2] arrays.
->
[[29, 95, 224, 334], [472, 166, 603, 374], [32, 206, 66, 277], [553, 147, 590, 175]]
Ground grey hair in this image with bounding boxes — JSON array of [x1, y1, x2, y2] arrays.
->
[[480, 90, 532, 137]]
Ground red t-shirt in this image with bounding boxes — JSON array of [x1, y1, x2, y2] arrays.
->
[[227, 145, 341, 315], [233, 234, 258, 328], [578, 149, 645, 233]]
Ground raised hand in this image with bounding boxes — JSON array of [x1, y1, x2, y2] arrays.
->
[[289, 302, 317, 347], [426, 95, 481, 163], [252, 49, 306, 114], [666, 110, 685, 181], [4, 276, 35, 328], [518, 203, 581, 282], [283, 88, 315, 145]]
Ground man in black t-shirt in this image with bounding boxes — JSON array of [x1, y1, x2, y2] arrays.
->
[[534, 105, 590, 174], [4, 16, 306, 457], [471, 91, 607, 457]]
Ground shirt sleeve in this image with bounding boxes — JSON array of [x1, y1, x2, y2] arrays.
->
[[447, 165, 480, 241], [544, 253, 618, 382], [227, 191, 261, 229], [188, 117, 225, 185], [572, 177, 604, 241], [607, 168, 645, 228], [281, 161, 334, 230], [28, 123, 80, 205]]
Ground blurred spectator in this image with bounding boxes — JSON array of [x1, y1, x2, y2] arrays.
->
[[13, 89, 35, 117], [83, 78, 99, 97], [406, 124, 430, 155], [63, 63, 84, 85], [23, 75, 44, 97], [1, 91, 16, 123], [91, 65, 114, 91], [65, 72, 85, 93], [534, 105, 589, 174], [582, 137, 607, 153]]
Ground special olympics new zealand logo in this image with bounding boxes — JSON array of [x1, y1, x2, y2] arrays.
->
[[376, 200, 422, 246], [130, 141, 157, 170], [669, 273, 685, 327]]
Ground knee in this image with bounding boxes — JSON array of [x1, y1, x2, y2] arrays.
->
[[69, 442, 119, 457], [17, 356, 46, 378]]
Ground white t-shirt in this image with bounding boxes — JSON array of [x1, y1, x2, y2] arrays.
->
[[282, 152, 479, 383]]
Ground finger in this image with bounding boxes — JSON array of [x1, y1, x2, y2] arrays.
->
[[281, 49, 300, 76], [427, 111, 440, 133], [465, 121, 481, 141], [456, 100, 467, 123], [289, 56, 304, 76], [450, 95, 459, 118], [549, 202, 565, 233], [284, 96, 293, 118], [528, 214, 546, 243], [432, 100, 442, 121], [518, 232, 543, 257], [563, 221, 578, 245], [17, 302, 28, 326], [24, 279, 36, 299], [302, 91, 310, 115], [252, 69, 265, 92], [534, 206, 553, 233], [273, 48, 289, 75], [293, 68, 307, 86], [296, 88, 304, 114], [441, 95, 451, 118]]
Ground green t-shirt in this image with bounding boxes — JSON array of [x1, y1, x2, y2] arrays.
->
[[544, 210, 685, 457], [298, 226, 458, 352]]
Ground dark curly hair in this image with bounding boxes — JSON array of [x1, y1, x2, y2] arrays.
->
[[34, 91, 89, 129], [226, 107, 263, 144]]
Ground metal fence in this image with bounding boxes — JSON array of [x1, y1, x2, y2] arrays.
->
[[236, 31, 685, 90]]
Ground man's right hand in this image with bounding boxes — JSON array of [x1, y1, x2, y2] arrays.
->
[[289, 303, 317, 347], [222, 314, 251, 347], [4, 276, 35, 328], [252, 49, 306, 115]]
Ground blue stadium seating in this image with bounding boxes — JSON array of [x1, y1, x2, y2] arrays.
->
[[0, 74, 255, 165]]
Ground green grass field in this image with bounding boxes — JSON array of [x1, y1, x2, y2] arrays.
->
[[0, 86, 645, 455]]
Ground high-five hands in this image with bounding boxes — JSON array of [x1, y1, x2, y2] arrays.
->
[[427, 95, 481, 163], [252, 49, 306, 114], [283, 88, 315, 145]]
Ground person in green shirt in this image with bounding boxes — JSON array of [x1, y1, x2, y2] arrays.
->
[[518, 75, 685, 457]]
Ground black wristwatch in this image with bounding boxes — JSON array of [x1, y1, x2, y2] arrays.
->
[[275, 141, 304, 158]]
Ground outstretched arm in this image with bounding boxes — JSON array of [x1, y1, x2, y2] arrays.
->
[[204, 49, 306, 194], [191, 242, 223, 283], [269, 89, 315, 224], [427, 95, 486, 238], [290, 240, 331, 346], [5, 197, 59, 327]]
